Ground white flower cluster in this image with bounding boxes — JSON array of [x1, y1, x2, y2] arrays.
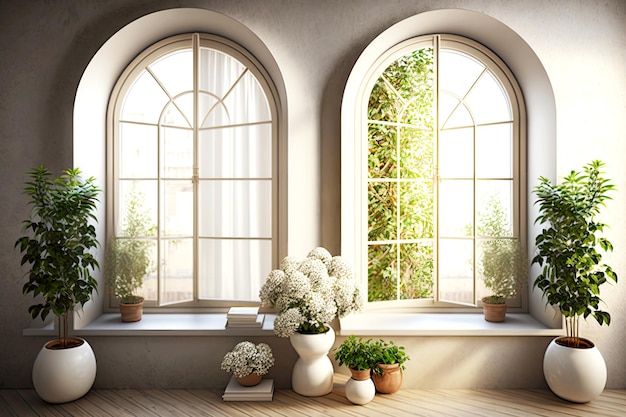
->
[[259, 247, 363, 337], [220, 341, 275, 378]]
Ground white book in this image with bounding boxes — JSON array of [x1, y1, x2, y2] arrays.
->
[[227, 306, 259, 318], [222, 376, 274, 401]]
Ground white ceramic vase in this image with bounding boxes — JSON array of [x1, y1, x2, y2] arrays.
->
[[290, 326, 335, 396], [345, 369, 375, 405], [32, 337, 97, 403], [543, 337, 607, 403]]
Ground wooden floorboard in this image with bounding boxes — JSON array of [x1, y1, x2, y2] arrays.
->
[[1, 386, 624, 417]]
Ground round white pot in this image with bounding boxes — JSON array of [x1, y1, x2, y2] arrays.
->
[[543, 337, 607, 403], [289, 326, 335, 396], [345, 369, 375, 405], [32, 337, 97, 403]]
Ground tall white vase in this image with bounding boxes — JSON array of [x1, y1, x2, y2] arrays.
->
[[543, 337, 607, 403], [290, 327, 335, 396], [32, 337, 97, 404]]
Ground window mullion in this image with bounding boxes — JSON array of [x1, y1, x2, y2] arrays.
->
[[192, 33, 200, 302], [433, 34, 441, 303]]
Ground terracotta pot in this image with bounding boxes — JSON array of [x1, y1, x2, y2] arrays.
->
[[237, 373, 263, 387], [372, 363, 403, 394], [482, 300, 506, 322], [120, 298, 144, 322]]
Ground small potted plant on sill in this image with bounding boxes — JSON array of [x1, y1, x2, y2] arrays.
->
[[371, 339, 410, 394], [15, 166, 100, 403], [476, 196, 527, 322], [220, 341, 275, 387], [104, 187, 154, 322], [532, 160, 618, 403], [334, 335, 376, 405]]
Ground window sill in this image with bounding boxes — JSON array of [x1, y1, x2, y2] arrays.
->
[[23, 312, 561, 338], [338, 313, 562, 337]]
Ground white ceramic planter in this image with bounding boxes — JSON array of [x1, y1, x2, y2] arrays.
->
[[345, 370, 375, 405], [543, 337, 607, 403], [32, 337, 97, 403], [290, 327, 335, 396]]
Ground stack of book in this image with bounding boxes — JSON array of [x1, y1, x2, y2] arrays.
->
[[222, 376, 274, 401], [226, 306, 264, 328]]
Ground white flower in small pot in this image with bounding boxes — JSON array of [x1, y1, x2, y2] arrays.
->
[[220, 342, 275, 387]]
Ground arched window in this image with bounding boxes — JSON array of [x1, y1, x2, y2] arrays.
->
[[347, 34, 526, 310], [108, 33, 279, 308]]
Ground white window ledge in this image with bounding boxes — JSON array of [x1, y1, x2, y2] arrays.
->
[[338, 313, 562, 337], [24, 313, 561, 337]]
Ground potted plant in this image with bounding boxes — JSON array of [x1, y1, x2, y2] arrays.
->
[[532, 160, 618, 403], [259, 247, 363, 396], [370, 339, 410, 394], [15, 166, 100, 403], [334, 335, 376, 405], [220, 341, 275, 387], [104, 188, 153, 322]]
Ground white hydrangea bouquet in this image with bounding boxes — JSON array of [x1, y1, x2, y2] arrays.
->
[[220, 341, 275, 378], [259, 247, 363, 337]]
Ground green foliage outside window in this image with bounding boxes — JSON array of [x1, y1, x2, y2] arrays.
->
[[367, 48, 435, 301]]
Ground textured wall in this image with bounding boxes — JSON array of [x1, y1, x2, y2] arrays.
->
[[0, 0, 624, 389]]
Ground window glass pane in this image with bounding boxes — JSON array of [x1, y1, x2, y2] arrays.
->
[[476, 124, 513, 178], [198, 239, 271, 300], [162, 94, 192, 128], [198, 180, 272, 238], [439, 96, 474, 129], [439, 127, 474, 178], [162, 180, 193, 237], [368, 181, 397, 241], [122, 71, 169, 123], [399, 181, 433, 240], [149, 50, 193, 99], [162, 127, 193, 178], [199, 48, 245, 99], [133, 241, 158, 302], [399, 242, 433, 299], [119, 123, 158, 178], [439, 50, 484, 100], [117, 180, 157, 237], [399, 127, 433, 179], [438, 180, 473, 237], [368, 123, 397, 179], [161, 238, 193, 305], [476, 182, 513, 237], [199, 124, 272, 178], [465, 70, 511, 124], [222, 71, 271, 125], [438, 239, 474, 304], [368, 243, 397, 301]]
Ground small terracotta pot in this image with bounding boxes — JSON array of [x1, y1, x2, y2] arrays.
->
[[482, 300, 506, 322], [237, 373, 262, 387], [349, 368, 371, 381], [120, 298, 144, 322], [372, 363, 403, 394]]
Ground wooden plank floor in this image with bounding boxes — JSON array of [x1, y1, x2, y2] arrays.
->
[[1, 381, 625, 417]]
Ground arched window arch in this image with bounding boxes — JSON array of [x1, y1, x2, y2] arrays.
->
[[344, 29, 531, 312], [107, 32, 280, 308]]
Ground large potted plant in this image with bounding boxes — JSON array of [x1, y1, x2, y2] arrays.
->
[[15, 166, 100, 403], [334, 335, 376, 405], [104, 188, 153, 322], [532, 160, 618, 403]]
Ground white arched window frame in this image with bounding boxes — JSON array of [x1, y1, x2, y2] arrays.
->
[[107, 33, 280, 309], [352, 34, 527, 312]]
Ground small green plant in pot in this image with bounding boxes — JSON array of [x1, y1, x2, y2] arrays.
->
[[334, 335, 376, 405], [15, 166, 100, 403], [532, 160, 617, 403], [475, 195, 528, 321], [104, 187, 154, 322], [371, 339, 409, 394]]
